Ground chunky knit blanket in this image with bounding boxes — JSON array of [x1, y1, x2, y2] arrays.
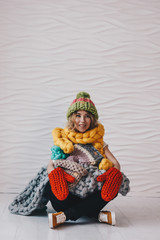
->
[[8, 167, 49, 216], [8, 166, 129, 216]]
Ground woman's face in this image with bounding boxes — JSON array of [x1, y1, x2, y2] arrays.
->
[[73, 110, 91, 133]]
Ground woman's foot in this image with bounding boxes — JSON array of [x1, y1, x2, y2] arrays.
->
[[48, 212, 66, 228], [98, 211, 116, 226]]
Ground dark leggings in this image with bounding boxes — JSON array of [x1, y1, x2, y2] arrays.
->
[[43, 181, 113, 221]]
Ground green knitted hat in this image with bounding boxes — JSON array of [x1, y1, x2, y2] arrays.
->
[[67, 92, 98, 120]]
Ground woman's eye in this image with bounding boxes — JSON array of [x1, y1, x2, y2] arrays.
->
[[86, 115, 90, 118], [76, 114, 81, 117]]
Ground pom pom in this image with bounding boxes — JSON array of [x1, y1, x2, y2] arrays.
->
[[66, 91, 98, 120], [76, 92, 90, 99]]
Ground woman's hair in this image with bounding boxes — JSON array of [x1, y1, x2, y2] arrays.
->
[[66, 111, 98, 132]]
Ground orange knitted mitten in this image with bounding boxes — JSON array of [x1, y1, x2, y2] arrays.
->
[[48, 167, 75, 200], [97, 167, 123, 202]]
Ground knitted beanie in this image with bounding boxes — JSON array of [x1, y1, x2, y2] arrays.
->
[[67, 92, 98, 120]]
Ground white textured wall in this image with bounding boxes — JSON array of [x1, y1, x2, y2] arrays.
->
[[0, 0, 160, 197]]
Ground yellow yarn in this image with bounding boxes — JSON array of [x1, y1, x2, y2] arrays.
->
[[52, 123, 113, 170], [99, 158, 113, 170], [52, 128, 74, 154]]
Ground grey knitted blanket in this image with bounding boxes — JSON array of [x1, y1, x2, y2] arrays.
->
[[8, 167, 49, 216], [8, 166, 129, 216]]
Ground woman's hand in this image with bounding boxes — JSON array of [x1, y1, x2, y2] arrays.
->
[[97, 167, 123, 201], [48, 167, 75, 200], [47, 159, 55, 174], [104, 145, 121, 171]]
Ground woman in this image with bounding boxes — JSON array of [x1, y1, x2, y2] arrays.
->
[[46, 92, 122, 228]]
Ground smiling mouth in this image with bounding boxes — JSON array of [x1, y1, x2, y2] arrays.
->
[[79, 124, 86, 127]]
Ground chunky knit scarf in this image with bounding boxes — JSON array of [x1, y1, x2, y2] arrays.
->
[[52, 123, 113, 170]]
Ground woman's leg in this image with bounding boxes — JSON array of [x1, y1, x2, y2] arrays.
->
[[43, 181, 81, 212], [45, 181, 118, 228], [64, 190, 109, 221], [44, 181, 115, 221]]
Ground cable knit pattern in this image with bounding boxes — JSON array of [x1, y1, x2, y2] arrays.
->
[[97, 167, 123, 201]]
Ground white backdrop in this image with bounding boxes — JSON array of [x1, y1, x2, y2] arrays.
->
[[0, 0, 160, 197]]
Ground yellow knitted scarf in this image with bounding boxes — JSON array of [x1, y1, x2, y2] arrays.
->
[[52, 123, 113, 170]]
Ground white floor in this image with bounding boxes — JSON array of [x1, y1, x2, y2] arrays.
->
[[0, 193, 160, 240]]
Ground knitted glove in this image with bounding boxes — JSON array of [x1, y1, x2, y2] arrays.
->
[[48, 167, 75, 200], [97, 167, 123, 202]]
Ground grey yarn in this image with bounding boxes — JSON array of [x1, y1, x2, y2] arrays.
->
[[8, 167, 49, 216], [119, 172, 130, 196], [69, 164, 105, 197], [70, 169, 130, 198], [55, 161, 130, 198]]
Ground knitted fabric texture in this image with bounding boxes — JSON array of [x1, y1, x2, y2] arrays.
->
[[52, 144, 104, 195], [52, 123, 113, 170], [56, 161, 105, 198], [53, 144, 129, 198], [97, 167, 123, 201], [8, 166, 130, 215], [68, 144, 104, 165], [48, 167, 75, 200], [51, 145, 68, 160], [119, 173, 130, 196], [67, 92, 98, 120], [8, 167, 49, 216], [99, 158, 113, 170], [54, 159, 88, 188]]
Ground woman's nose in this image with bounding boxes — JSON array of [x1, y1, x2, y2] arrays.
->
[[80, 116, 85, 122]]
